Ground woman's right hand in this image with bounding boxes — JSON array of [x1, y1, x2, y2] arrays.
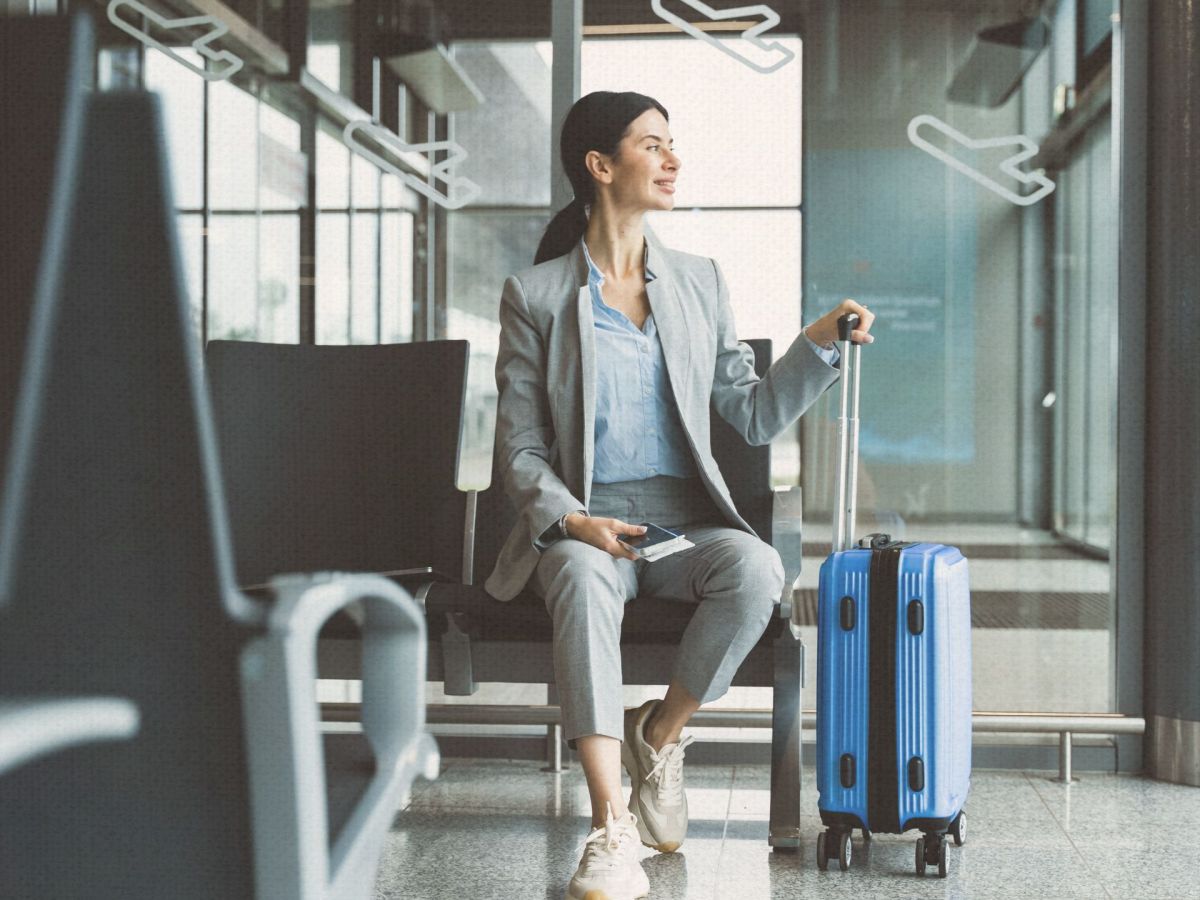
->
[[564, 513, 647, 561]]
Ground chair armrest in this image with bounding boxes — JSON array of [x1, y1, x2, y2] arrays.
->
[[0, 697, 139, 776], [771, 485, 804, 622], [240, 572, 439, 900]]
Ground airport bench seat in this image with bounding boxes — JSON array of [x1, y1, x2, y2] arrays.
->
[[210, 338, 809, 848]]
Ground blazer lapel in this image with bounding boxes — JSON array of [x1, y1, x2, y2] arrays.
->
[[562, 239, 597, 500], [644, 240, 693, 419]]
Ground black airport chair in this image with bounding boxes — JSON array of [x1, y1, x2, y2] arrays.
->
[[204, 339, 472, 593], [207, 336, 806, 847]]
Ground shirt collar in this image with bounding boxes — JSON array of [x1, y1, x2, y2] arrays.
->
[[580, 234, 657, 286]]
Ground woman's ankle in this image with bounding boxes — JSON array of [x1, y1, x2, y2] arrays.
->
[[591, 799, 629, 828], [643, 707, 680, 752]]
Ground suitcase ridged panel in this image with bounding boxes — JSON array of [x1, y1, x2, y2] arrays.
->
[[816, 549, 871, 822], [943, 547, 972, 815], [896, 544, 971, 829], [896, 550, 929, 828]]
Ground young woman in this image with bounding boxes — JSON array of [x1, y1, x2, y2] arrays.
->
[[483, 91, 876, 899]]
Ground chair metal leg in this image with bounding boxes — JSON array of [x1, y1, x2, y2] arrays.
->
[[542, 683, 568, 772], [769, 626, 804, 848]]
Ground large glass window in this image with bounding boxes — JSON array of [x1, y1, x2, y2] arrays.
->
[[381, 173, 415, 343], [206, 80, 301, 343], [350, 154, 381, 344], [316, 127, 351, 343], [308, 1, 353, 96], [145, 48, 204, 339], [144, 48, 204, 209], [1054, 119, 1115, 553], [446, 40, 555, 490], [319, 125, 420, 345], [144, 40, 305, 346]]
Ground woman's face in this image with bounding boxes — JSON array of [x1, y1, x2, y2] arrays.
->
[[601, 108, 680, 213]]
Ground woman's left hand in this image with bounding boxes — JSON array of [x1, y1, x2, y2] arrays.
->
[[805, 298, 876, 348]]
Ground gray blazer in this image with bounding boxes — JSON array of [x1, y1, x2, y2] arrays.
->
[[483, 237, 841, 602]]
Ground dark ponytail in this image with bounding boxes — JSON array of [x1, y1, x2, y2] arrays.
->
[[534, 91, 669, 266], [534, 196, 589, 266]]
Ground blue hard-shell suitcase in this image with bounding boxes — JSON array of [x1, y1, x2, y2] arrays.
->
[[814, 313, 972, 878]]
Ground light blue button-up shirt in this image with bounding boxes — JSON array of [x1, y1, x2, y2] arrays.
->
[[582, 236, 841, 485], [584, 237, 697, 483]]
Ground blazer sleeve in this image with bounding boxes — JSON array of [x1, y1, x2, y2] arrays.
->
[[494, 274, 587, 547], [709, 257, 842, 446]]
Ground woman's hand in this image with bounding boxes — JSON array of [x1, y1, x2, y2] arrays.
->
[[805, 298, 877, 348], [564, 513, 647, 561]]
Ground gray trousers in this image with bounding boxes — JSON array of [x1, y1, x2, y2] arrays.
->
[[530, 475, 785, 745]]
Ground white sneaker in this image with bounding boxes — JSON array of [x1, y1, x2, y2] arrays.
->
[[621, 700, 695, 853], [566, 804, 650, 900]]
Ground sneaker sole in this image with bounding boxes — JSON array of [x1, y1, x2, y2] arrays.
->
[[568, 882, 650, 900]]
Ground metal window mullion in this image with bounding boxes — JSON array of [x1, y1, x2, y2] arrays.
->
[[202, 73, 210, 346], [1081, 130, 1094, 549], [376, 167, 383, 344], [411, 95, 433, 343], [432, 113, 448, 340], [550, 0, 582, 213], [299, 104, 316, 345], [254, 90, 263, 340]]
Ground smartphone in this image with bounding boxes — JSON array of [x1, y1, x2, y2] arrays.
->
[[619, 522, 682, 553]]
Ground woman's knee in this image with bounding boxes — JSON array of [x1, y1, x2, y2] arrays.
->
[[537, 541, 625, 616], [717, 536, 786, 609]]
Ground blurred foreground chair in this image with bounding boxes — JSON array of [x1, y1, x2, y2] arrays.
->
[[208, 335, 807, 847], [0, 11, 143, 792], [0, 17, 435, 898]]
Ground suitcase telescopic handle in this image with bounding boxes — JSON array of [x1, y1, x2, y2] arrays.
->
[[833, 312, 865, 553]]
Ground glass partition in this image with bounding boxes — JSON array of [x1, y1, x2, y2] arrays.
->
[[792, 0, 1117, 715]]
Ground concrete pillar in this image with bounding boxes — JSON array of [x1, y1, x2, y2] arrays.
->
[[1143, 0, 1200, 786]]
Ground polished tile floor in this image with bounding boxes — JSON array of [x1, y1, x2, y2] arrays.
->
[[375, 758, 1200, 900]]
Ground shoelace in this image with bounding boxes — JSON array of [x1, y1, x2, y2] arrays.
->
[[645, 734, 695, 806], [576, 811, 639, 875]]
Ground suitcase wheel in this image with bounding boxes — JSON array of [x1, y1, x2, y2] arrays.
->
[[950, 811, 966, 846], [915, 833, 950, 878], [817, 829, 853, 872]]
